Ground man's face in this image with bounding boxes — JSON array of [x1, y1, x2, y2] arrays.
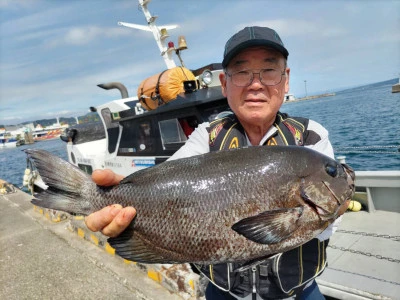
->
[[220, 47, 290, 127]]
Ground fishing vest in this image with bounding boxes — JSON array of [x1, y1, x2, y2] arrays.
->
[[195, 112, 329, 299]]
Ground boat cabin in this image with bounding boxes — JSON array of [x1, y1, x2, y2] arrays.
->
[[62, 64, 230, 175]]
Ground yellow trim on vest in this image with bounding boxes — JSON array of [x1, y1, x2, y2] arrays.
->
[[209, 265, 214, 282], [229, 137, 239, 149], [316, 240, 321, 274], [220, 122, 239, 150], [274, 123, 289, 145], [267, 137, 278, 146], [209, 117, 224, 126], [286, 117, 306, 131]]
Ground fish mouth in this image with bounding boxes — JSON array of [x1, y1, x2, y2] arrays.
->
[[301, 187, 334, 220], [301, 178, 338, 220], [308, 180, 353, 220], [321, 181, 352, 217]]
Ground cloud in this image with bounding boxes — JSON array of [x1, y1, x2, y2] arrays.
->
[[44, 110, 73, 117], [0, 115, 24, 122], [0, 53, 167, 125], [1, 3, 71, 36], [48, 26, 132, 47], [0, 0, 40, 9], [239, 18, 347, 40]]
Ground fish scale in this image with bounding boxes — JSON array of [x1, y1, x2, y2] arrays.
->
[[25, 146, 354, 264]]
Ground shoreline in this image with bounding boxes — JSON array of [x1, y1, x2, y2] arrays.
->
[[286, 92, 336, 103]]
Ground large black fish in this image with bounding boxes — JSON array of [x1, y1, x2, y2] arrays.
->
[[25, 146, 354, 265]]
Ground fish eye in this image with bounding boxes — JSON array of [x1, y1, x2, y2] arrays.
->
[[325, 163, 338, 177]]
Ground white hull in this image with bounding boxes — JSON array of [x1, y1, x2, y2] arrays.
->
[[66, 137, 166, 175], [0, 141, 17, 148]]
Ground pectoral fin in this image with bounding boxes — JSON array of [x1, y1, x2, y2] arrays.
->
[[232, 207, 304, 244]]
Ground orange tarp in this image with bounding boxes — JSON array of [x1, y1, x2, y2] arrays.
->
[[137, 67, 195, 110]]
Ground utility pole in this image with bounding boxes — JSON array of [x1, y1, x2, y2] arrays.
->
[[304, 80, 308, 97]]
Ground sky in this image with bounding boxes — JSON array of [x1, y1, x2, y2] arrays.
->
[[0, 0, 399, 125]]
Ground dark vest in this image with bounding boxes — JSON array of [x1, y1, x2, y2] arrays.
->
[[195, 112, 328, 299]]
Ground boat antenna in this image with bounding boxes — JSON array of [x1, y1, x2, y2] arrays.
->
[[118, 0, 182, 69]]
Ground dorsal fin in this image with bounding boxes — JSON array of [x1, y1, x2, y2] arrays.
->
[[119, 166, 158, 185]]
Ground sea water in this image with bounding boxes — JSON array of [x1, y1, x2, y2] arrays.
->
[[0, 139, 68, 187], [281, 79, 400, 171], [1, 79, 399, 187]]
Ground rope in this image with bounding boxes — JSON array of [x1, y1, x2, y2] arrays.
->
[[334, 145, 399, 154], [336, 145, 399, 149]]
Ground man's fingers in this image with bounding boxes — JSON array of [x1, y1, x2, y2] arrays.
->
[[101, 207, 137, 237], [92, 169, 124, 186], [87, 170, 134, 237], [85, 204, 124, 232]]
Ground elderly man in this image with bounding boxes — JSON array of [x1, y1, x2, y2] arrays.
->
[[86, 26, 335, 299]]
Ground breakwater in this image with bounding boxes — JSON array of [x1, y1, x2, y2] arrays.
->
[[294, 92, 336, 102]]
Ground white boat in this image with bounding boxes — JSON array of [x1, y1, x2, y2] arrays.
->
[[0, 131, 17, 148], [27, 0, 399, 299], [32, 117, 69, 141], [392, 74, 400, 93]]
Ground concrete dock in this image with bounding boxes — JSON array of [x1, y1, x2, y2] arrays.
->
[[0, 184, 198, 300]]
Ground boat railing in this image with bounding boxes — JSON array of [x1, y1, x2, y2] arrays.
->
[[353, 170, 400, 213]]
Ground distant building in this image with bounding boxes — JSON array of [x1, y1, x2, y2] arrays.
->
[[4, 124, 34, 139], [284, 93, 296, 102]]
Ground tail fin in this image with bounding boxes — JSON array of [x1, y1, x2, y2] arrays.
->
[[25, 149, 93, 215]]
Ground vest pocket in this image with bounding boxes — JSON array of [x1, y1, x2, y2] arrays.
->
[[272, 239, 328, 294]]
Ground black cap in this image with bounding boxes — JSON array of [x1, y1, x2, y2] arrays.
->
[[222, 26, 289, 68]]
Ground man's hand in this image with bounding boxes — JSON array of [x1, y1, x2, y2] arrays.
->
[[91, 169, 124, 186], [85, 169, 136, 237]]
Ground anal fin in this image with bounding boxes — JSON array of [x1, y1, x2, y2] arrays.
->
[[108, 226, 179, 264]]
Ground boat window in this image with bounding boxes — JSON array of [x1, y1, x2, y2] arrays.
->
[[118, 120, 156, 155], [78, 164, 93, 175], [137, 121, 154, 152], [159, 119, 188, 150], [203, 106, 232, 122], [178, 116, 198, 137], [101, 108, 119, 154]]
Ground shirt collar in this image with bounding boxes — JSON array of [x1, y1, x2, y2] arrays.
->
[[245, 126, 278, 146]]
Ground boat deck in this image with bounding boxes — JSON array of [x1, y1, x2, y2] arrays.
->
[[318, 210, 400, 299]]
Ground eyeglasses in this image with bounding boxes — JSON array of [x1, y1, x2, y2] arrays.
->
[[225, 69, 286, 87]]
